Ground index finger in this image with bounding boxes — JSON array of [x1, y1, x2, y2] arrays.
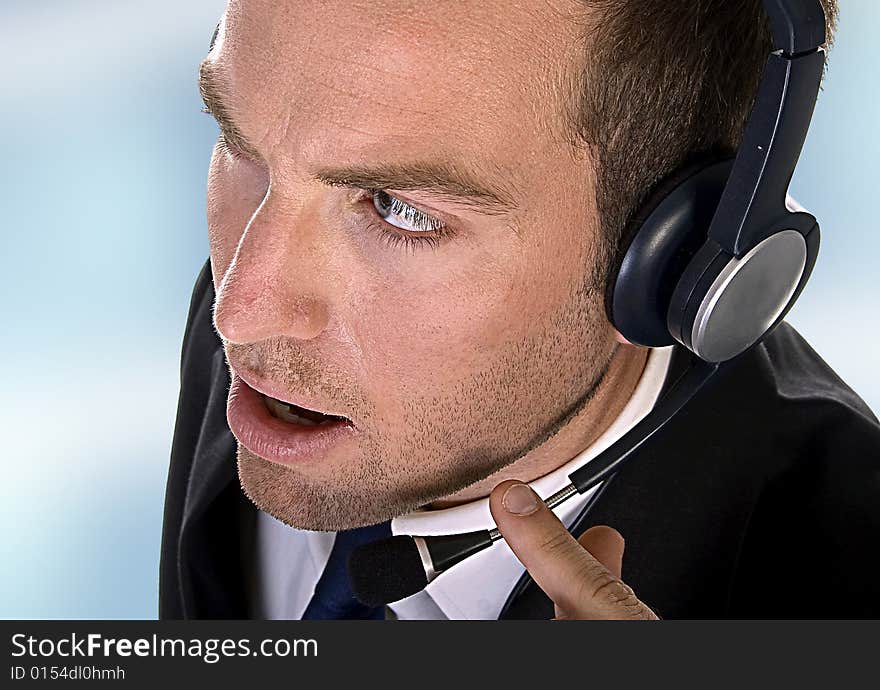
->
[[489, 480, 656, 620]]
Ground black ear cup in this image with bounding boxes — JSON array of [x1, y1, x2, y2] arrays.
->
[[605, 157, 734, 347]]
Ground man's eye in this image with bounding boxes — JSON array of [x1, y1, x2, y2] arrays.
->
[[372, 191, 445, 233], [367, 191, 455, 252]]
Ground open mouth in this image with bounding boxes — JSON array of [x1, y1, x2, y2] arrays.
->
[[226, 368, 357, 466], [261, 394, 349, 427]]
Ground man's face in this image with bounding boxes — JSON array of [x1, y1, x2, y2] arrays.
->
[[207, 0, 617, 530]]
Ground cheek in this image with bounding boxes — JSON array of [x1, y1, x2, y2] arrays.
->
[[348, 210, 598, 413], [352, 244, 550, 396]]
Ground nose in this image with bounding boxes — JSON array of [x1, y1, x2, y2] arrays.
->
[[213, 194, 332, 344]]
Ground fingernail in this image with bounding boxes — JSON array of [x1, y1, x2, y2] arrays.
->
[[502, 483, 539, 515]]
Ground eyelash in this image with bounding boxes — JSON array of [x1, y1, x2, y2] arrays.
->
[[216, 133, 240, 160], [216, 132, 247, 163], [202, 107, 248, 162], [366, 191, 453, 254], [202, 107, 454, 253]]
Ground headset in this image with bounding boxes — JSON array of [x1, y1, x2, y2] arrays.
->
[[344, 0, 830, 609]]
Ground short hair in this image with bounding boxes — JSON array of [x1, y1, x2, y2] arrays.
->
[[567, 0, 839, 290]]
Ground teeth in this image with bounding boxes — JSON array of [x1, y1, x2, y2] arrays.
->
[[263, 396, 322, 426]]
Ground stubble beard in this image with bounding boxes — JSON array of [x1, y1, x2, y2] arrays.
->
[[236, 272, 614, 531]]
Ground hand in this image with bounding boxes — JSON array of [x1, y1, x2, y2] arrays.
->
[[489, 479, 659, 620]]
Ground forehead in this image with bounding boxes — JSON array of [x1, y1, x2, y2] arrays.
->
[[213, 0, 583, 177]]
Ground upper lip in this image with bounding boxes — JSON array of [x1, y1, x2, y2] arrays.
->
[[229, 362, 350, 421]]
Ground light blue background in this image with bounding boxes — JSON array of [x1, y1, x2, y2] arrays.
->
[[1, 1, 877, 619]]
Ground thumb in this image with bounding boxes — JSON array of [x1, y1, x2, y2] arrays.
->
[[489, 479, 657, 619]]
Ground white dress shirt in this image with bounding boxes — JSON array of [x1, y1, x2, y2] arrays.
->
[[250, 345, 674, 620]]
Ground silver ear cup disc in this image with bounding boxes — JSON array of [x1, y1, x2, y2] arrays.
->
[[690, 230, 807, 362]]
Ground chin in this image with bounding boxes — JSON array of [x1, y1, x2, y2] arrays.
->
[[235, 443, 422, 531]]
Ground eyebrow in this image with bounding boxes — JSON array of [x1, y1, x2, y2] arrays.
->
[[315, 163, 518, 216], [197, 60, 519, 217], [198, 60, 262, 160]]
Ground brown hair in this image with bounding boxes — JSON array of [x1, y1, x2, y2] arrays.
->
[[568, 0, 839, 290]]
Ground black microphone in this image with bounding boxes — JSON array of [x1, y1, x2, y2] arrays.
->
[[348, 358, 722, 607]]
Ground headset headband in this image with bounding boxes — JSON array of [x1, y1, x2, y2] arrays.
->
[[764, 0, 826, 54], [651, 0, 829, 360], [711, 0, 825, 258]]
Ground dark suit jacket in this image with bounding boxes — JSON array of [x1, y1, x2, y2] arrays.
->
[[160, 259, 880, 619]]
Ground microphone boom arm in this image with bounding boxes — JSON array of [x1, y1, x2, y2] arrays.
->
[[348, 357, 725, 605]]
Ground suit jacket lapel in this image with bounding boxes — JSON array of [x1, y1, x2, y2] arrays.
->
[[172, 262, 247, 618]]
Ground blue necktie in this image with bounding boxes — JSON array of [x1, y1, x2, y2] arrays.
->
[[301, 520, 392, 619]]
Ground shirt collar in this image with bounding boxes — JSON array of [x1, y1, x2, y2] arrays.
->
[[388, 345, 674, 619]]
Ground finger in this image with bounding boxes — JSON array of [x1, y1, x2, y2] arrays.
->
[[576, 525, 625, 580], [489, 480, 656, 620], [558, 530, 621, 619], [560, 527, 626, 618]]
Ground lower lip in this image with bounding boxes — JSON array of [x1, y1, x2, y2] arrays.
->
[[226, 373, 356, 466]]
